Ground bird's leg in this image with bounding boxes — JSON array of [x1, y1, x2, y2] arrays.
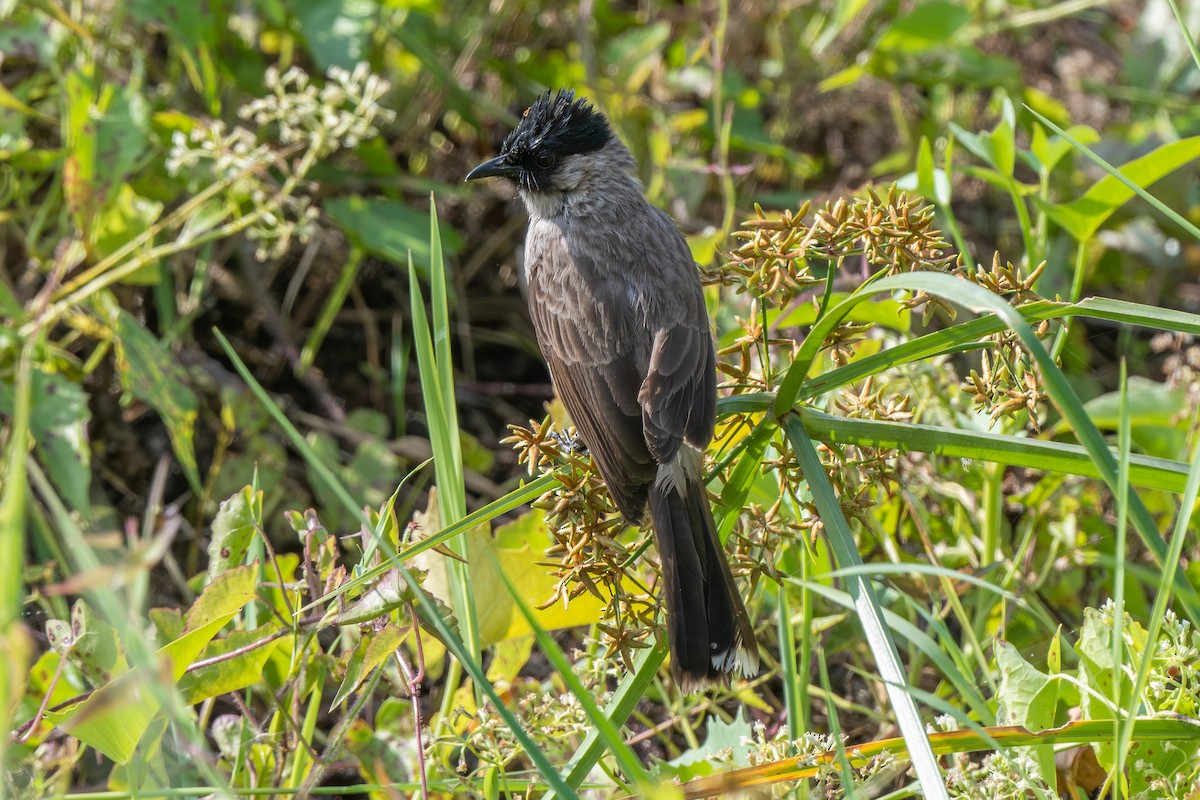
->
[[551, 428, 590, 455]]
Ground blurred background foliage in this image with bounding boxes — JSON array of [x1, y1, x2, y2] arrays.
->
[[3, 0, 1200, 796]]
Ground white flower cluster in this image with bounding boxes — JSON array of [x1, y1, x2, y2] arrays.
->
[[165, 121, 273, 179], [240, 62, 394, 156], [164, 62, 393, 261]]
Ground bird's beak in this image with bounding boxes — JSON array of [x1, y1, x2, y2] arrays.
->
[[465, 154, 519, 182]]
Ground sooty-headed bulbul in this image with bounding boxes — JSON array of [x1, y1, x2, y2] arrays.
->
[[466, 89, 758, 691]]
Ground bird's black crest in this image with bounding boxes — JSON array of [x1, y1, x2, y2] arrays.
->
[[501, 89, 612, 168]]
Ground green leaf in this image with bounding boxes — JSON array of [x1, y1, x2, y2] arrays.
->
[[294, 0, 379, 71], [1044, 135, 1200, 241], [69, 600, 128, 687], [331, 622, 406, 709], [989, 97, 1017, 178], [62, 74, 151, 240], [206, 485, 262, 584], [601, 22, 670, 91], [91, 184, 164, 275], [179, 625, 290, 704], [0, 368, 91, 512], [783, 417, 948, 798], [1074, 376, 1188, 460], [994, 641, 1058, 782], [773, 274, 1200, 622], [664, 710, 755, 781], [325, 197, 463, 279], [1029, 123, 1098, 175], [161, 563, 259, 681], [47, 565, 257, 763], [128, 0, 217, 51], [114, 311, 201, 492], [1076, 608, 1131, 723], [876, 1, 970, 54], [950, 97, 1016, 177], [773, 293, 910, 332], [456, 510, 616, 646]]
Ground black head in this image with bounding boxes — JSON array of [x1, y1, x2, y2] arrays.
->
[[465, 89, 613, 192]]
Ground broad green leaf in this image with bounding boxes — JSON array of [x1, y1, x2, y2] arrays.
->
[[69, 600, 128, 687], [877, 1, 970, 53], [0, 368, 91, 512], [47, 565, 256, 763], [114, 311, 201, 492], [62, 75, 151, 242], [206, 485, 262, 584], [179, 625, 290, 704], [989, 97, 1017, 178], [773, 293, 911, 332], [1076, 608, 1131, 724], [418, 509, 613, 647], [325, 197, 462, 278], [899, 135, 951, 206], [129, 0, 217, 51], [1046, 136, 1200, 240], [602, 22, 670, 91], [485, 635, 534, 686], [158, 563, 259, 681], [293, 0, 379, 71], [91, 184, 163, 275], [1029, 123, 1099, 174], [995, 641, 1058, 783], [331, 622, 407, 709], [664, 709, 755, 781], [951, 98, 1016, 177], [1074, 376, 1188, 460]]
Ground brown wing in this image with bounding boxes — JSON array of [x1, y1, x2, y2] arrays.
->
[[638, 280, 717, 464], [526, 238, 657, 523]]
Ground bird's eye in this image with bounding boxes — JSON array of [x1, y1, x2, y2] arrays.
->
[[535, 152, 556, 169]]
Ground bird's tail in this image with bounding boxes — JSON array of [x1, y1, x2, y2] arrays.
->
[[648, 450, 759, 693]]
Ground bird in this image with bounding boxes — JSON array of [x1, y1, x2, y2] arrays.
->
[[465, 88, 758, 692]]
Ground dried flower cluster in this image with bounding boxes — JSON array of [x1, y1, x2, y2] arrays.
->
[[962, 254, 1053, 430], [503, 418, 662, 669], [166, 63, 394, 261], [708, 187, 956, 309]]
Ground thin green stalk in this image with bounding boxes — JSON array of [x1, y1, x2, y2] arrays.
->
[[1165, 0, 1200, 72], [1050, 240, 1089, 362], [776, 585, 801, 748], [300, 246, 364, 373], [0, 334, 35, 796], [1110, 360, 1131, 799], [974, 462, 1004, 643], [817, 647, 860, 799]]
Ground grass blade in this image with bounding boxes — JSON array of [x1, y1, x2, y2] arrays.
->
[[782, 415, 948, 799]]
